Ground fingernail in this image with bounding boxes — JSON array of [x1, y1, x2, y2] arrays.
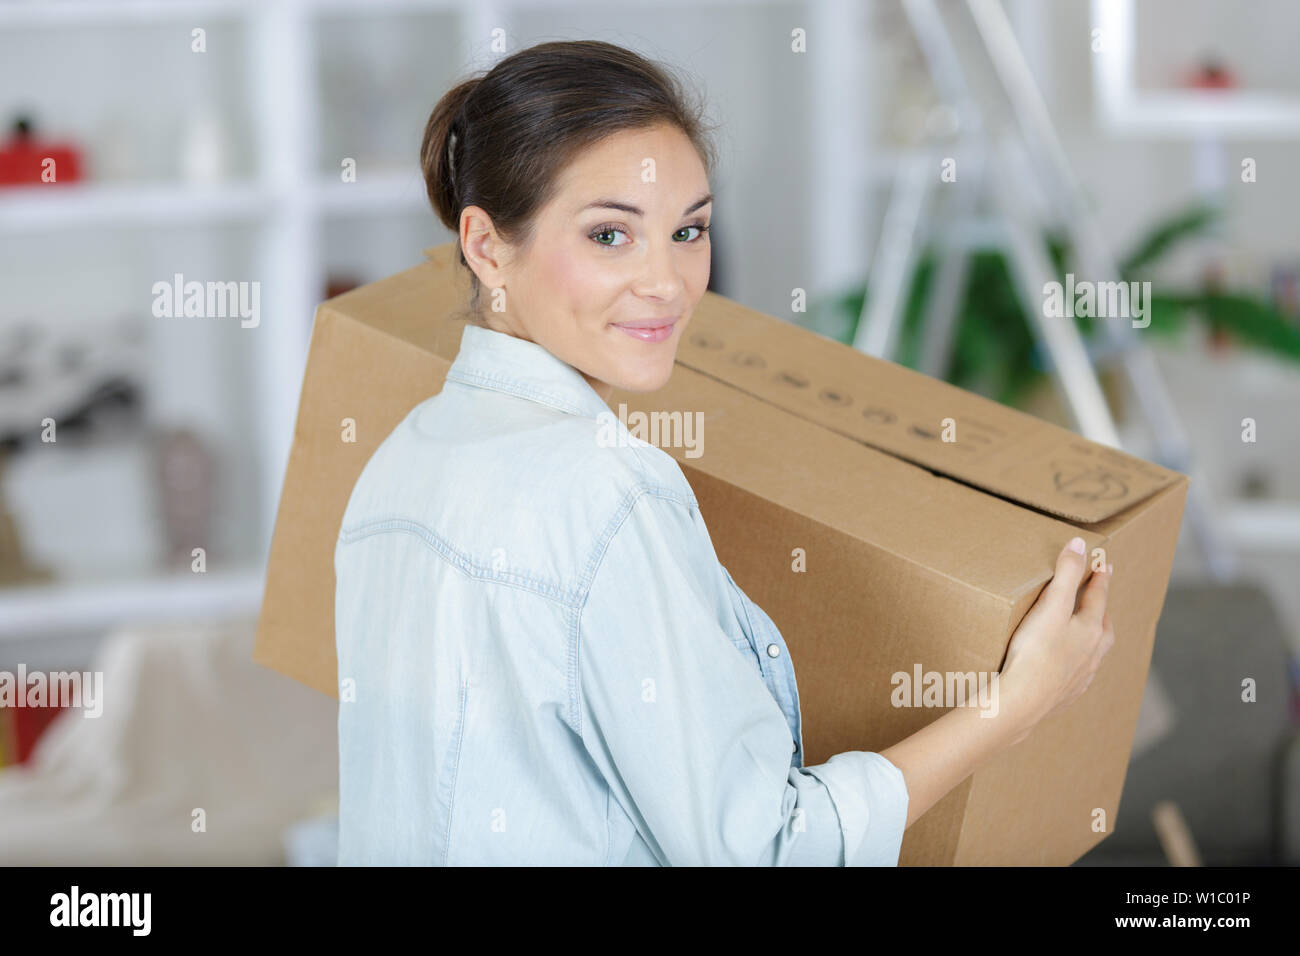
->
[[1068, 537, 1085, 554]]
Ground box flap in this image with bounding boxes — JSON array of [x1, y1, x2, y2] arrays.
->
[[672, 292, 1180, 524]]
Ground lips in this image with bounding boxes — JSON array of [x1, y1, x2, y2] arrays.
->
[[613, 317, 677, 344]]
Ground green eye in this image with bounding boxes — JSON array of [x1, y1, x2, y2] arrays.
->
[[589, 225, 630, 247], [588, 222, 711, 248]]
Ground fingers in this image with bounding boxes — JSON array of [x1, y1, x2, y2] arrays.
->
[[1097, 612, 1116, 658], [1076, 561, 1112, 626], [1042, 537, 1089, 615], [1086, 614, 1116, 685]]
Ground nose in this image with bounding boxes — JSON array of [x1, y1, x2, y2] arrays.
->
[[634, 236, 687, 301]]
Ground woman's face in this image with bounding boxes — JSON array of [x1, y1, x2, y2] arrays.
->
[[459, 122, 712, 400]]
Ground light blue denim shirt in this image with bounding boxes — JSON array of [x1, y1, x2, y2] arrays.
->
[[334, 321, 910, 865]]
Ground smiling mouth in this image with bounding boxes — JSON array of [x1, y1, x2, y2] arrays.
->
[[613, 318, 678, 343]]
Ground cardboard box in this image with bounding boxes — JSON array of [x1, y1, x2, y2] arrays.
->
[[255, 242, 1188, 865]]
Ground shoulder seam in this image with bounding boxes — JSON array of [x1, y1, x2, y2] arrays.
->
[[337, 516, 578, 604], [576, 484, 695, 600], [567, 483, 698, 736]]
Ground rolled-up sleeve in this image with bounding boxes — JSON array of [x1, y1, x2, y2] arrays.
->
[[575, 489, 909, 866]]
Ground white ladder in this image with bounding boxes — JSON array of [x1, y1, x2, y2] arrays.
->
[[854, 0, 1237, 581]]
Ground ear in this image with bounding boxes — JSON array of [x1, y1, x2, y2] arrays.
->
[[460, 206, 510, 292]]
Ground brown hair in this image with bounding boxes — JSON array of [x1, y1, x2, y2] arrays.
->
[[419, 40, 719, 322]]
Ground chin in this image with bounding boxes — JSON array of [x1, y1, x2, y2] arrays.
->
[[611, 362, 674, 394]]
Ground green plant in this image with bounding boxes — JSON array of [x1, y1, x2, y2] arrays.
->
[[813, 203, 1300, 408]]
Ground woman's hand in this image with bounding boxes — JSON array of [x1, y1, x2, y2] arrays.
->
[[879, 537, 1116, 829], [998, 537, 1115, 747]]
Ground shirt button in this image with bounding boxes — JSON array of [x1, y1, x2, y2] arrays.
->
[[792, 738, 798, 752], [766, 643, 781, 658]]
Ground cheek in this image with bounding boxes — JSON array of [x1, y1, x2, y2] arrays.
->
[[536, 251, 591, 325], [534, 244, 580, 304], [685, 255, 711, 297]]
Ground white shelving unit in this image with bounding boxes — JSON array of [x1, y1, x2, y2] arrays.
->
[[0, 568, 267, 640], [0, 0, 514, 641], [0, 181, 271, 229]]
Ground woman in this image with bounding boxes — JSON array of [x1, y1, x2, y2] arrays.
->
[[334, 40, 1114, 866]]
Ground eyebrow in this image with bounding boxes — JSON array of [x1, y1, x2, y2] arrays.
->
[[579, 193, 713, 218]]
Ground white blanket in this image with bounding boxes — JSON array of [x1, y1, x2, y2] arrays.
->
[[0, 615, 338, 865]]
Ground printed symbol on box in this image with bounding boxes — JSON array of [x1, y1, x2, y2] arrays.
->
[[909, 423, 938, 440], [862, 407, 896, 425], [730, 351, 766, 369], [818, 388, 852, 408], [773, 369, 809, 388], [690, 333, 724, 350], [1051, 461, 1129, 501]]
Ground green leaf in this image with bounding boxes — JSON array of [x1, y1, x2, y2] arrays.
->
[[1198, 293, 1300, 359], [1119, 204, 1220, 278]]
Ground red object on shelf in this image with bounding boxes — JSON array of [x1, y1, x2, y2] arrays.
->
[[1185, 57, 1238, 91], [0, 116, 84, 187], [6, 702, 70, 765]]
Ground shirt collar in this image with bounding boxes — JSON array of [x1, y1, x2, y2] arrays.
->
[[444, 322, 613, 420]]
